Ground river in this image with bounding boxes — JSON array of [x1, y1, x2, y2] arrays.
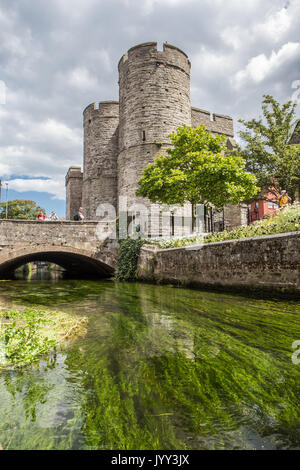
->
[[0, 278, 299, 450]]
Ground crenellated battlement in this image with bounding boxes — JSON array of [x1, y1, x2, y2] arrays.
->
[[191, 107, 234, 137], [128, 41, 157, 55], [118, 41, 190, 75], [66, 41, 237, 226], [83, 101, 119, 117], [65, 167, 83, 220], [65, 166, 82, 184]]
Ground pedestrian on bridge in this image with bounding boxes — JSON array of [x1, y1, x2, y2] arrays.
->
[[74, 207, 84, 221], [49, 210, 59, 221], [36, 210, 46, 221]]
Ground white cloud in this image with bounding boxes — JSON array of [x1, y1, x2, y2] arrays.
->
[[0, 0, 299, 216], [88, 49, 112, 74], [68, 67, 99, 90], [6, 178, 66, 200], [0, 6, 13, 29], [254, 7, 291, 41], [53, 0, 99, 21], [221, 5, 293, 51], [233, 42, 300, 87], [192, 47, 233, 76], [221, 26, 245, 51], [0, 142, 80, 183], [140, 0, 196, 15], [34, 119, 82, 147]]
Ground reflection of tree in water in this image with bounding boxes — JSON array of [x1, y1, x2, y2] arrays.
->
[[4, 368, 54, 423], [0, 357, 56, 448], [63, 283, 198, 450], [0, 279, 113, 310], [65, 283, 300, 450], [0, 352, 85, 450], [0, 281, 299, 450], [65, 289, 186, 448]]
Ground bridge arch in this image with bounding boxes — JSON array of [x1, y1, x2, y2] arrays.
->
[[0, 245, 115, 279]]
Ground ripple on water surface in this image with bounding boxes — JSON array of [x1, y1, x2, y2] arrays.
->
[[0, 280, 299, 450]]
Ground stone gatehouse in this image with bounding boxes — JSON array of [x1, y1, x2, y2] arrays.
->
[[66, 41, 246, 235]]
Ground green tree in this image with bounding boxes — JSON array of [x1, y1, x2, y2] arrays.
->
[[136, 125, 259, 230], [0, 200, 46, 220], [238, 94, 300, 200]]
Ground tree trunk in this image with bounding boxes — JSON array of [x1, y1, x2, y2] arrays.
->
[[191, 203, 196, 233]]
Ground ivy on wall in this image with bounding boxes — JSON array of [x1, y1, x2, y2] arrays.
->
[[115, 238, 145, 282]]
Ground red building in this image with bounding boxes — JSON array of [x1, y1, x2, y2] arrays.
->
[[248, 191, 279, 223], [248, 121, 299, 224]]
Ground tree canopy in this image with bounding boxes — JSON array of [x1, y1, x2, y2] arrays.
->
[[0, 200, 46, 220], [136, 125, 259, 228], [238, 94, 300, 200]]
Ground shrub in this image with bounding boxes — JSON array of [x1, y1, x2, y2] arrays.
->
[[115, 238, 145, 281], [0, 309, 56, 368], [0, 308, 87, 369], [145, 203, 300, 248], [205, 203, 300, 244]]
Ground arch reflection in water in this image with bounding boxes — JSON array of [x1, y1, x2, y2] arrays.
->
[[0, 246, 115, 280], [14, 262, 66, 281]]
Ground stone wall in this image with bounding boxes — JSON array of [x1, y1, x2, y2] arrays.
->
[[65, 167, 83, 220], [211, 204, 248, 232], [65, 41, 246, 234], [82, 101, 119, 220], [0, 220, 119, 276], [118, 42, 192, 234], [0, 220, 99, 253], [138, 232, 300, 296], [191, 107, 234, 137], [290, 121, 300, 144]]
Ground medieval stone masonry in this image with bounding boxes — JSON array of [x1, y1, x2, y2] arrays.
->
[[66, 42, 246, 234], [291, 120, 300, 145]]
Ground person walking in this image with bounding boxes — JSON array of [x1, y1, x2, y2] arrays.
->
[[36, 210, 46, 220], [74, 207, 84, 221], [278, 190, 291, 209], [49, 210, 59, 220]]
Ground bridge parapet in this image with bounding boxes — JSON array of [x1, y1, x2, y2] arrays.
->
[[0, 220, 119, 277]]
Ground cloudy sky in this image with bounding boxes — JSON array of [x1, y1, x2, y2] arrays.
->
[[0, 0, 299, 217]]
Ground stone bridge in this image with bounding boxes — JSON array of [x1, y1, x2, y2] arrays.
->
[[0, 220, 119, 278]]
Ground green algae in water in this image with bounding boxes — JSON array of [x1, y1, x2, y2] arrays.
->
[[0, 307, 88, 369], [0, 280, 299, 450]]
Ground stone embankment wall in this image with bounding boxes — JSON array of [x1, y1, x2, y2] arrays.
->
[[138, 232, 300, 296]]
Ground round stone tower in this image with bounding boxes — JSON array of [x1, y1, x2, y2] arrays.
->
[[82, 101, 119, 220], [118, 42, 191, 231]]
